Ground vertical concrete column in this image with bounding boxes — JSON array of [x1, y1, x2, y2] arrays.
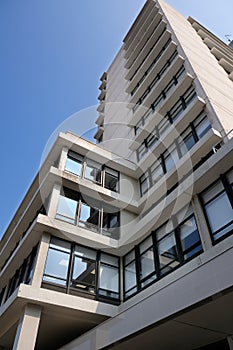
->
[[47, 182, 62, 218], [192, 195, 212, 251], [30, 233, 51, 288], [58, 146, 69, 171], [12, 304, 42, 350], [228, 337, 233, 350]]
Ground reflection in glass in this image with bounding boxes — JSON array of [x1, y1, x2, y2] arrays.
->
[[78, 202, 99, 230], [65, 153, 83, 177], [55, 195, 77, 224], [179, 216, 202, 259], [44, 249, 69, 285], [158, 233, 179, 275]]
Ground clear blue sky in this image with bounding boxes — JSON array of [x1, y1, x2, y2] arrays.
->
[[0, 0, 232, 238]]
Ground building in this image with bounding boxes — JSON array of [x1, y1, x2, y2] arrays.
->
[[0, 0, 233, 349]]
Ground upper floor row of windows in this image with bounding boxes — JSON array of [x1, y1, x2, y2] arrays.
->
[[130, 38, 174, 96], [139, 110, 211, 195], [65, 151, 119, 193], [136, 85, 197, 162]]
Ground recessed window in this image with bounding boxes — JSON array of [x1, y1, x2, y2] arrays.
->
[[55, 188, 120, 239], [84, 160, 101, 184], [65, 151, 83, 177], [64, 151, 120, 192], [104, 167, 119, 192], [56, 195, 78, 224]]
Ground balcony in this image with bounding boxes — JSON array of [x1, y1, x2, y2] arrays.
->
[[137, 95, 206, 170], [97, 101, 105, 113], [124, 12, 163, 66], [129, 54, 185, 106], [95, 113, 104, 126], [123, 1, 158, 52], [125, 24, 170, 81], [126, 40, 177, 96]]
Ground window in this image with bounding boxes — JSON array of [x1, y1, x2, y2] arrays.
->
[[43, 237, 120, 303], [151, 162, 163, 185], [65, 151, 83, 177], [56, 195, 78, 224], [156, 222, 179, 276], [194, 113, 211, 139], [102, 209, 120, 239], [104, 167, 119, 192], [124, 251, 137, 298], [99, 254, 120, 299], [162, 144, 180, 173], [123, 205, 203, 300], [139, 236, 156, 287], [43, 238, 71, 286], [55, 188, 120, 239], [140, 171, 150, 196], [179, 128, 196, 156], [3, 246, 38, 303], [71, 246, 97, 293], [202, 171, 233, 242], [84, 160, 101, 184], [139, 111, 211, 197], [78, 200, 100, 231], [64, 151, 119, 192]]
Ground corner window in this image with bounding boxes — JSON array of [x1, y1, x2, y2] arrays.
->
[[43, 237, 120, 303]]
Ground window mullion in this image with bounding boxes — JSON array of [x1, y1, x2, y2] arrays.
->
[[66, 243, 75, 294]]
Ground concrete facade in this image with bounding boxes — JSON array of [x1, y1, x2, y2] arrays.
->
[[1, 1, 233, 349]]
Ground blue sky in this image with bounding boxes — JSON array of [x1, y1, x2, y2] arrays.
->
[[0, 0, 232, 237]]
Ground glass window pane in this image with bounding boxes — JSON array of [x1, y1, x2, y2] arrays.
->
[[194, 115, 211, 139], [137, 144, 147, 161], [140, 248, 155, 279], [84, 161, 101, 183], [140, 171, 150, 196], [202, 181, 224, 203], [158, 117, 170, 137], [56, 195, 77, 224], [65, 158, 82, 177], [124, 250, 135, 265], [124, 261, 136, 292], [104, 172, 118, 192], [179, 130, 196, 156], [99, 265, 119, 293], [72, 256, 96, 292], [147, 132, 157, 149], [205, 192, 233, 236], [79, 202, 99, 229], [100, 253, 119, 267], [164, 145, 179, 173], [74, 246, 97, 260], [179, 216, 202, 259], [158, 233, 179, 274], [139, 236, 153, 254], [151, 162, 163, 184], [50, 238, 71, 253], [176, 205, 193, 225], [44, 249, 69, 282]]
